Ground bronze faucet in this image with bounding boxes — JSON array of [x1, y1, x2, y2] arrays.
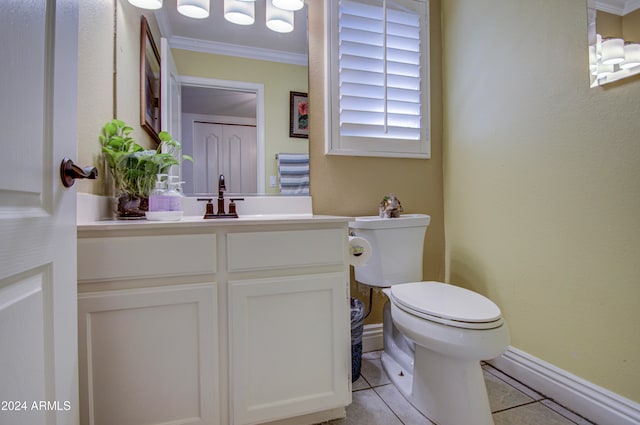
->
[[197, 174, 243, 219], [217, 174, 226, 215]]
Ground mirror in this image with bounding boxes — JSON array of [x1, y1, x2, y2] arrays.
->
[[140, 16, 161, 143], [588, 1, 640, 87], [180, 80, 262, 195], [154, 1, 309, 195]]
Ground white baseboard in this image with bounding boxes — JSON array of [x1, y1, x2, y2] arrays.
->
[[488, 346, 640, 425], [362, 323, 383, 353], [365, 323, 639, 425]]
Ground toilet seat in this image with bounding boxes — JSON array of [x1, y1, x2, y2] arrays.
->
[[388, 281, 504, 330]]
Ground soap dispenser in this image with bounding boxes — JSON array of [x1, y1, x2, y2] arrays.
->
[[148, 174, 169, 212], [167, 176, 184, 212]]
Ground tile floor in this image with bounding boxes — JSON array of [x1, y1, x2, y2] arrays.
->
[[325, 351, 596, 425]]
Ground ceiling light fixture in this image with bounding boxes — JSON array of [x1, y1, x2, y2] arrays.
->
[[129, 0, 301, 33], [266, 0, 294, 33], [272, 0, 304, 11], [224, 0, 255, 25], [128, 0, 162, 10], [620, 43, 640, 70], [601, 38, 625, 65], [177, 0, 210, 19]]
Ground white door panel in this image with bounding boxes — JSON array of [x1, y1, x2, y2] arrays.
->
[[193, 122, 257, 193], [0, 1, 79, 424]]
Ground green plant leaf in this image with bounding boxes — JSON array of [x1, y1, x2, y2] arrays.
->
[[100, 120, 192, 197]]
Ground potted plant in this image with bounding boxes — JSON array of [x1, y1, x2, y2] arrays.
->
[[100, 119, 192, 219]]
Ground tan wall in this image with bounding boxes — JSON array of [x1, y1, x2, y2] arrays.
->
[[597, 8, 640, 41], [307, 0, 445, 324], [596, 10, 623, 38], [171, 50, 308, 195], [77, 0, 160, 195], [443, 0, 640, 402], [623, 8, 640, 43], [77, 0, 115, 195]]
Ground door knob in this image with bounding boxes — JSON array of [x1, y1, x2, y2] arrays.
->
[[60, 158, 98, 188]]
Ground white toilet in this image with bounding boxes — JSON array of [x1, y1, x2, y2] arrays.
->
[[349, 214, 509, 425]]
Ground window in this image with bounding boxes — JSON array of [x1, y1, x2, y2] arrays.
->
[[326, 0, 430, 158]]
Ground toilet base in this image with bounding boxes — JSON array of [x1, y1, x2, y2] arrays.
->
[[382, 344, 494, 425], [381, 299, 495, 425]]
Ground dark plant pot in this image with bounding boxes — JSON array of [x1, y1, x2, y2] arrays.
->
[[116, 193, 148, 220]]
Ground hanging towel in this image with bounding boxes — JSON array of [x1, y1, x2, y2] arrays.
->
[[278, 153, 310, 195]]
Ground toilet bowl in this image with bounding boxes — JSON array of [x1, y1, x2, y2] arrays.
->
[[349, 215, 510, 425]]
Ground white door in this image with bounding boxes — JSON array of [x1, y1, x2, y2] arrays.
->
[[0, 1, 79, 424], [192, 122, 257, 193]]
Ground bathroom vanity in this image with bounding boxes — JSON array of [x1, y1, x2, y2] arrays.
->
[[77, 213, 352, 425]]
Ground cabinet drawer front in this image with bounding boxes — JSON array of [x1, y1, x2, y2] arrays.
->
[[227, 229, 346, 272], [78, 234, 217, 282]]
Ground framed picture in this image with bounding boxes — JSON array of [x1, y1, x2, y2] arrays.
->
[[289, 91, 309, 139], [140, 16, 161, 144]]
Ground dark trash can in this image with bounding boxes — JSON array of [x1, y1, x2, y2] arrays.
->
[[350, 298, 365, 382]]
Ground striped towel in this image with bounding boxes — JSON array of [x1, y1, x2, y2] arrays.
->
[[278, 153, 310, 195]]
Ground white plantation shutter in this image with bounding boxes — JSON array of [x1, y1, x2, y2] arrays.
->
[[326, 0, 430, 158]]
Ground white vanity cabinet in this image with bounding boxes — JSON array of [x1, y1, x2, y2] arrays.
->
[[77, 218, 351, 425]]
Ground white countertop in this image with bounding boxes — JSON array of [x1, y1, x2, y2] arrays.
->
[[77, 193, 351, 232], [77, 214, 352, 232]]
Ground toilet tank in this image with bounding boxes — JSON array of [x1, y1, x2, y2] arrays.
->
[[349, 214, 430, 287]]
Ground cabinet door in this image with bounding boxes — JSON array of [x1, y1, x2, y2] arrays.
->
[[78, 283, 219, 425], [229, 272, 350, 425]]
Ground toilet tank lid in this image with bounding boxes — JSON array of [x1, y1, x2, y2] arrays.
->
[[349, 214, 431, 229]]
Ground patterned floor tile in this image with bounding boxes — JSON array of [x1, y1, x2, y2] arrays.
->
[[374, 384, 435, 425], [483, 364, 545, 401], [493, 402, 581, 425], [360, 356, 391, 387], [484, 369, 536, 412], [328, 388, 403, 425]]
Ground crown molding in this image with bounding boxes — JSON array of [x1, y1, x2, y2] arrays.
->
[[153, 9, 308, 66], [169, 36, 308, 66]]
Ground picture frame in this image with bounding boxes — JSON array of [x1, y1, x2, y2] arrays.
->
[[289, 91, 309, 139], [140, 16, 161, 145]]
